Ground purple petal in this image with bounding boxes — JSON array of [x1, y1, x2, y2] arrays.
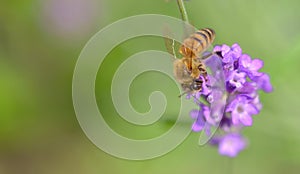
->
[[239, 113, 253, 126], [209, 136, 221, 146], [246, 103, 259, 115], [253, 73, 273, 93], [231, 43, 242, 57], [213, 45, 222, 52], [207, 90, 223, 104], [239, 54, 251, 68], [227, 71, 246, 90], [249, 59, 264, 71], [204, 54, 224, 72], [192, 116, 206, 132], [218, 134, 247, 157], [195, 91, 201, 100], [231, 111, 240, 125], [249, 71, 263, 79], [252, 95, 262, 111], [190, 109, 200, 119], [202, 104, 220, 125], [221, 44, 231, 57], [226, 98, 238, 112], [239, 55, 265, 80], [238, 82, 256, 94], [223, 52, 233, 63], [202, 105, 211, 119], [219, 143, 238, 157], [191, 106, 207, 132], [192, 121, 204, 132]]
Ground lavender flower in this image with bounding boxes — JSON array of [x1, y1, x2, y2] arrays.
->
[[189, 43, 272, 157], [218, 133, 247, 157], [239, 54, 263, 78], [190, 104, 210, 132], [252, 73, 273, 93], [226, 70, 246, 92], [226, 95, 259, 126]]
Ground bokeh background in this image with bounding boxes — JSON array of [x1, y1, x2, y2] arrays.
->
[[1, 0, 300, 173]]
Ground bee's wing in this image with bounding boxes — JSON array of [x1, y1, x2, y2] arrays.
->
[[163, 20, 196, 60], [182, 22, 195, 42], [198, 54, 227, 145], [163, 26, 182, 60]]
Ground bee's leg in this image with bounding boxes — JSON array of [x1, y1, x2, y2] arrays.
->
[[201, 51, 223, 60], [201, 52, 214, 60], [182, 57, 193, 72], [197, 63, 208, 81]]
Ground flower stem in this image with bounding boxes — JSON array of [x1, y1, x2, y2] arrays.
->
[[226, 157, 234, 174], [176, 0, 189, 22]]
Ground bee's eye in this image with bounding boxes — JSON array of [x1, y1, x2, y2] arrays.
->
[[192, 84, 201, 90], [191, 80, 202, 90]]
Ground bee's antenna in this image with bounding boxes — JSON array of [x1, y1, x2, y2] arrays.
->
[[178, 91, 188, 98]]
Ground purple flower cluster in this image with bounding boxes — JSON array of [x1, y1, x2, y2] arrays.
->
[[189, 43, 272, 157]]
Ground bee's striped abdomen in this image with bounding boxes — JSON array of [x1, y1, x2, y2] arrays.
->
[[180, 28, 216, 57], [192, 28, 215, 55]]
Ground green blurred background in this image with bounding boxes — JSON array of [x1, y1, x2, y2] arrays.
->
[[1, 0, 300, 173]]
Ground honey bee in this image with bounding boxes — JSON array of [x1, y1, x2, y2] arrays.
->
[[164, 27, 227, 144], [165, 28, 216, 96], [179, 28, 215, 78]]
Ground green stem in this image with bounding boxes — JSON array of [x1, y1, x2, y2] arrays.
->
[[226, 158, 234, 174], [176, 0, 189, 22]]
